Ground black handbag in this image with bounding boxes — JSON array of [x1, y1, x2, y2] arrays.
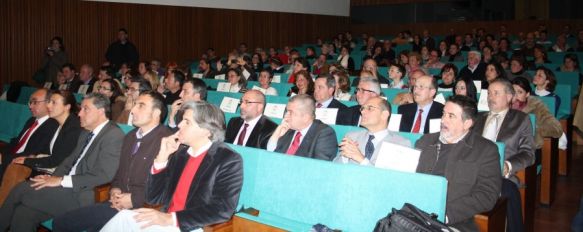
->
[[373, 203, 452, 232]]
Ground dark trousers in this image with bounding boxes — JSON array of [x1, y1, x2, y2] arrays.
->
[[53, 202, 119, 232], [0, 181, 80, 232], [502, 178, 524, 232]]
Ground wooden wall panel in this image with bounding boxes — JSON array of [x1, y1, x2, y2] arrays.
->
[[0, 0, 348, 86]]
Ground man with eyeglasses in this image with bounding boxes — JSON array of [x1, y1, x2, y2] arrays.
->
[[334, 97, 411, 165], [225, 90, 277, 149], [0, 88, 58, 183], [398, 75, 444, 134], [116, 77, 152, 124], [267, 94, 338, 160], [338, 76, 381, 126]]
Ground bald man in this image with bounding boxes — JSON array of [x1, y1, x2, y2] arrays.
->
[[225, 90, 277, 149]]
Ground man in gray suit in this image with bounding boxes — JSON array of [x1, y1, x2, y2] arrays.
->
[[267, 94, 338, 161], [0, 93, 124, 231], [334, 97, 411, 165], [472, 78, 534, 232]]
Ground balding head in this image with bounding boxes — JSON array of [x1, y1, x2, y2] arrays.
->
[[408, 69, 426, 87]]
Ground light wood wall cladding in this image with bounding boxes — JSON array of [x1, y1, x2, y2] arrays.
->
[[0, 0, 348, 85]]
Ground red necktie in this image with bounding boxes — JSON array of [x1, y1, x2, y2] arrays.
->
[[411, 109, 424, 133], [236, 123, 249, 146], [316, 103, 323, 108], [12, 120, 39, 154], [285, 132, 302, 155]]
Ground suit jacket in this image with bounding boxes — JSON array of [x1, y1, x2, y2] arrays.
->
[[398, 102, 444, 134], [53, 121, 124, 206], [24, 114, 82, 169], [146, 142, 243, 231], [4, 117, 59, 158], [274, 119, 338, 161], [333, 129, 412, 165], [111, 124, 172, 208], [225, 115, 278, 149], [324, 98, 348, 125], [337, 105, 361, 126], [473, 109, 535, 179], [416, 131, 502, 231], [458, 62, 487, 86]]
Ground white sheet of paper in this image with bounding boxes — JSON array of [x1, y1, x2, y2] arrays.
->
[[388, 114, 402, 131], [272, 75, 281, 83], [58, 84, 67, 90], [252, 85, 266, 94], [220, 97, 240, 113], [478, 91, 489, 111], [429, 118, 441, 133], [242, 69, 251, 80], [380, 83, 389, 89], [77, 85, 89, 95], [434, 93, 446, 104], [437, 88, 452, 92], [337, 94, 351, 101], [473, 80, 482, 93], [43, 82, 53, 89], [216, 82, 232, 92], [192, 73, 203, 79], [315, 108, 338, 125], [264, 103, 286, 119], [375, 142, 421, 173], [214, 74, 225, 80]]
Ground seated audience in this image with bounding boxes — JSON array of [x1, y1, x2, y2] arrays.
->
[[352, 58, 390, 87], [98, 79, 125, 122], [332, 71, 352, 101], [458, 51, 487, 85], [337, 45, 355, 71], [225, 90, 277, 149], [160, 70, 185, 105], [116, 77, 152, 125], [454, 77, 478, 102], [532, 66, 561, 112], [224, 68, 247, 93], [312, 54, 330, 75], [255, 70, 278, 96], [393, 69, 425, 106], [339, 77, 381, 126], [53, 91, 172, 231], [287, 70, 314, 96], [416, 95, 502, 231], [314, 74, 348, 124], [507, 54, 532, 81], [335, 96, 411, 165], [287, 57, 310, 84], [267, 94, 338, 160], [423, 49, 445, 69], [388, 63, 407, 89], [437, 63, 457, 91], [168, 78, 207, 128], [484, 62, 507, 90], [443, 43, 464, 62], [398, 75, 444, 134]]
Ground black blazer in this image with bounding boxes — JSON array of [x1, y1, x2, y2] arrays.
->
[[458, 62, 487, 86], [398, 102, 444, 134], [325, 99, 348, 125], [274, 119, 338, 161], [225, 115, 278, 149], [24, 114, 82, 169], [146, 142, 243, 231], [337, 105, 361, 126], [4, 117, 59, 158]]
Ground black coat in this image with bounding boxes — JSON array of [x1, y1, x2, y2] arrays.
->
[[398, 102, 444, 134], [225, 115, 278, 149]]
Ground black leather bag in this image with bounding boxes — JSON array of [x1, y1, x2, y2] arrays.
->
[[373, 203, 452, 232]]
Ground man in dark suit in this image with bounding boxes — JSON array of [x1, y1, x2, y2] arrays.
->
[[225, 90, 277, 149], [100, 101, 243, 231], [77, 64, 96, 94], [416, 95, 501, 231], [398, 75, 444, 134], [421, 29, 436, 50], [0, 88, 59, 183], [105, 28, 139, 71], [267, 94, 338, 161], [60, 63, 83, 93], [53, 91, 172, 231], [160, 70, 184, 106], [338, 77, 381, 126], [0, 93, 124, 231], [168, 78, 207, 128], [473, 78, 535, 232], [313, 74, 347, 124]]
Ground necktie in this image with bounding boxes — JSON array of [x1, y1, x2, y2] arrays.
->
[[364, 135, 375, 160], [237, 123, 249, 146], [285, 132, 302, 155], [12, 120, 39, 154], [316, 103, 323, 108], [483, 113, 500, 142], [411, 109, 424, 133]]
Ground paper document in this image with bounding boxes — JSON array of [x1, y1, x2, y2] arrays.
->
[[78, 85, 89, 95], [216, 82, 232, 92], [388, 114, 402, 131], [429, 119, 441, 133], [220, 97, 240, 113], [264, 103, 286, 119], [434, 93, 446, 104], [375, 142, 421, 173], [214, 74, 225, 80], [192, 73, 203, 79], [473, 80, 482, 93], [272, 75, 281, 83], [477, 91, 489, 112], [315, 108, 338, 125]]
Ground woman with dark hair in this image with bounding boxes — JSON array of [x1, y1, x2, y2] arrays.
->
[[98, 78, 125, 120], [481, 45, 494, 64], [444, 43, 464, 62], [287, 70, 314, 96], [484, 62, 507, 90], [257, 70, 278, 96], [0, 90, 82, 203], [558, 53, 583, 84], [532, 45, 551, 67], [226, 68, 247, 93], [388, 63, 407, 89], [454, 77, 478, 102], [510, 77, 562, 149], [333, 70, 351, 100], [43, 36, 68, 86], [438, 63, 457, 91], [533, 66, 561, 112], [251, 53, 264, 73], [287, 57, 310, 84], [507, 54, 532, 81], [336, 45, 355, 71], [305, 47, 317, 60]]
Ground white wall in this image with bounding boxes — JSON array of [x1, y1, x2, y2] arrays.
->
[[86, 0, 350, 17]]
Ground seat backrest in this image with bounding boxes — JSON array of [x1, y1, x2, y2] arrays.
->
[[0, 100, 32, 142], [231, 144, 448, 231]]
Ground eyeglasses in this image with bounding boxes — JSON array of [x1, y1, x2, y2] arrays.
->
[[28, 100, 47, 106], [360, 105, 381, 112], [97, 86, 112, 91], [356, 88, 376, 94], [238, 100, 263, 105]]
